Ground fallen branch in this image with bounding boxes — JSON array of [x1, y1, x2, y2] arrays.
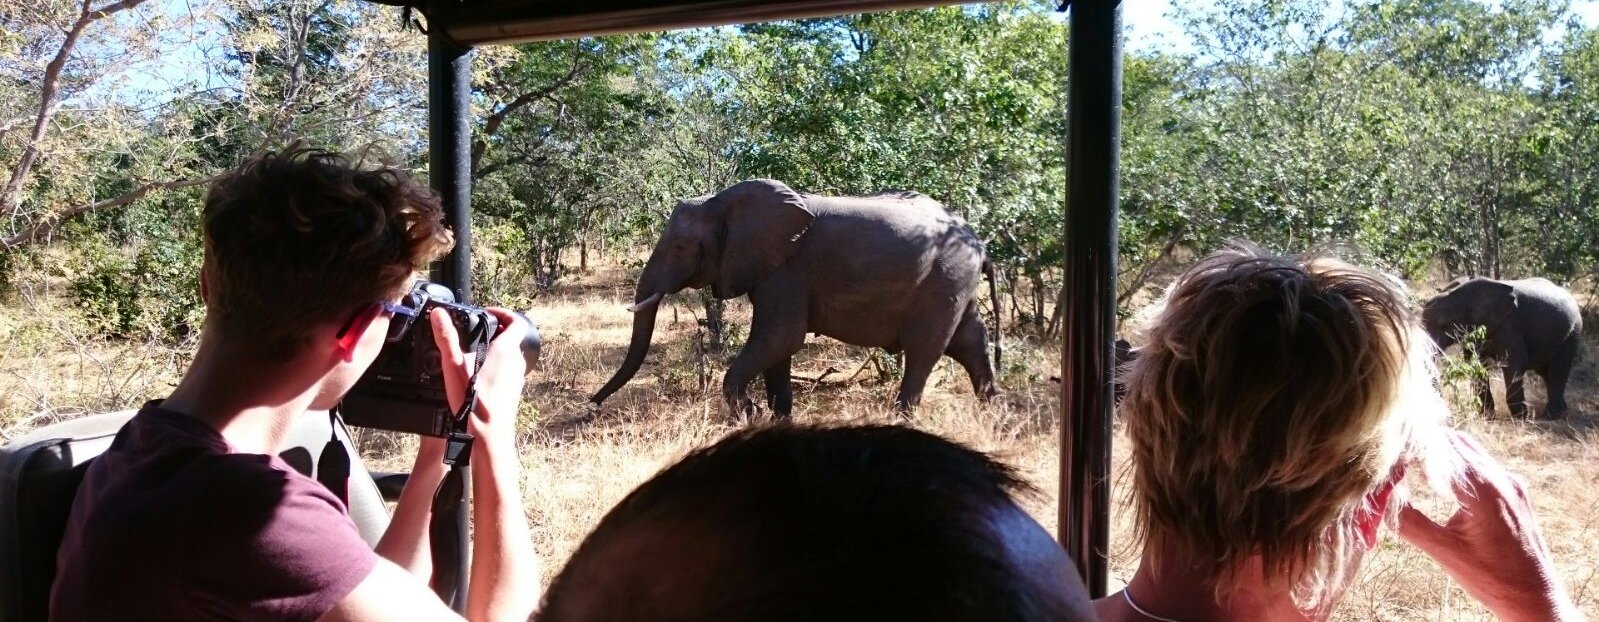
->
[[844, 357, 874, 383], [790, 366, 840, 386]]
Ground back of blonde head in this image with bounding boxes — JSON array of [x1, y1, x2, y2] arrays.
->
[[1123, 244, 1454, 611]]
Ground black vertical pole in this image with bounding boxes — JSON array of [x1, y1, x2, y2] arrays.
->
[[427, 14, 472, 614], [430, 26, 473, 304], [1060, 0, 1120, 599]]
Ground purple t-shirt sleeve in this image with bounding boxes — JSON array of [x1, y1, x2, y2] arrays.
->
[[184, 457, 378, 622]]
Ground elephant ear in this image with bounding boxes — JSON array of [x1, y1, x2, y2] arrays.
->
[[713, 179, 815, 299], [1479, 279, 1519, 326]]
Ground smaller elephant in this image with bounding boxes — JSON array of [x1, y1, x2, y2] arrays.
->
[[1046, 337, 1137, 404], [1114, 338, 1138, 403], [1421, 276, 1582, 420]]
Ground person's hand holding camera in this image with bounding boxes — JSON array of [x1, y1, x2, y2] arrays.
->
[[428, 306, 539, 621], [429, 307, 529, 462], [1397, 431, 1581, 622]]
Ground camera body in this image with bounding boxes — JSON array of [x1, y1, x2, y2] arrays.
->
[[340, 281, 539, 437]]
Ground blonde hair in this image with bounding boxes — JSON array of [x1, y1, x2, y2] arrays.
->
[[1122, 243, 1454, 612]]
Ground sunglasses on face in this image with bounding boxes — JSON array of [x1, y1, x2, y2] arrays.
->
[[336, 299, 421, 342]]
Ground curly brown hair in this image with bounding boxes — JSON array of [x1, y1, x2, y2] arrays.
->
[[201, 144, 454, 361]]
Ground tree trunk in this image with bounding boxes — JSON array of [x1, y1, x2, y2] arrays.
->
[[699, 288, 726, 354]]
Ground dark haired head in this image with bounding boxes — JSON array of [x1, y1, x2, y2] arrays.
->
[[538, 424, 1092, 622], [201, 144, 453, 361]]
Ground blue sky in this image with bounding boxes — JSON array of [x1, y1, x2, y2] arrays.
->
[[1125, 0, 1599, 53], [111, 0, 1599, 105]]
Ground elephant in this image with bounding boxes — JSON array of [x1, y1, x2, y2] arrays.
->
[[590, 179, 1001, 417], [1421, 276, 1582, 420], [1051, 338, 1137, 403], [1114, 338, 1137, 404]]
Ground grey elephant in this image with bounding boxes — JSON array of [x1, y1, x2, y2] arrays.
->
[[591, 179, 1001, 417], [1421, 276, 1582, 420]]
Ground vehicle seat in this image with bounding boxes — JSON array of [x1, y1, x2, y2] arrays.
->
[[0, 409, 391, 622]]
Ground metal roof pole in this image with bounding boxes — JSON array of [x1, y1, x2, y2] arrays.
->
[[425, 15, 473, 613], [430, 24, 474, 304], [1060, 0, 1120, 598]]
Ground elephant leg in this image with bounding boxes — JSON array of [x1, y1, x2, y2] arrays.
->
[[764, 357, 794, 419], [1475, 359, 1496, 418], [724, 290, 806, 419], [944, 303, 997, 401], [894, 349, 943, 414], [1540, 339, 1578, 420], [1539, 367, 1568, 421], [894, 306, 964, 414], [1504, 363, 1529, 419], [1476, 374, 1496, 417]]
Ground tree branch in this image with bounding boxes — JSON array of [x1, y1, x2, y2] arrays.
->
[[471, 57, 591, 176], [2, 175, 219, 250], [1115, 231, 1183, 307], [0, 0, 151, 219], [474, 154, 549, 180]]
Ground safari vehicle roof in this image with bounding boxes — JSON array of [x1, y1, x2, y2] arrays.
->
[[391, 0, 1121, 597]]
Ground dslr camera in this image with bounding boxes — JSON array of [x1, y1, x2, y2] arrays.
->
[[341, 280, 541, 437]]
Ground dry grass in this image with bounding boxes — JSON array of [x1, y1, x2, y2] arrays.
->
[[4, 258, 1598, 620]]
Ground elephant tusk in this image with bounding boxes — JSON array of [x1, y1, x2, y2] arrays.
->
[[628, 292, 664, 313]]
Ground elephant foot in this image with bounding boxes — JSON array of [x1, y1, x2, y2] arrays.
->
[[724, 395, 763, 422], [1536, 409, 1566, 422]]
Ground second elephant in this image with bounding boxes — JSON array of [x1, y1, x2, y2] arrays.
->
[[1421, 276, 1582, 420], [591, 179, 1001, 417]]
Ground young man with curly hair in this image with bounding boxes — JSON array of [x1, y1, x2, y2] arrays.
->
[[49, 146, 538, 622], [1097, 244, 1580, 621]]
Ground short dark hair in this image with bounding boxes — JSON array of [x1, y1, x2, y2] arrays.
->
[[201, 144, 453, 361], [538, 424, 1089, 622]]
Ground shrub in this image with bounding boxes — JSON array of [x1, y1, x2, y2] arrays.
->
[[68, 234, 203, 343], [1437, 326, 1491, 418]]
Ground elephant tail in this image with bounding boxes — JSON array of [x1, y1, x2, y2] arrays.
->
[[985, 260, 1003, 371]]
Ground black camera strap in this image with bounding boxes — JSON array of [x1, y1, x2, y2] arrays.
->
[[316, 409, 351, 507], [428, 321, 493, 609]]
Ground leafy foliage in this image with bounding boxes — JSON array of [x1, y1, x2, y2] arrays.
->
[[8, 0, 1599, 346]]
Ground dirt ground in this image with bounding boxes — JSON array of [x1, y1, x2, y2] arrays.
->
[[4, 259, 1597, 620]]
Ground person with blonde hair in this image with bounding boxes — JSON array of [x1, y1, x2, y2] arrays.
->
[[1095, 244, 1581, 621]]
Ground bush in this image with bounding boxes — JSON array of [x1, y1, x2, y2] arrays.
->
[[1437, 326, 1492, 417], [998, 336, 1047, 387], [68, 235, 203, 343], [471, 220, 539, 310]]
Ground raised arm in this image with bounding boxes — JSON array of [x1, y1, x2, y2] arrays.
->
[[438, 307, 541, 622], [1397, 431, 1583, 622], [320, 308, 539, 622]]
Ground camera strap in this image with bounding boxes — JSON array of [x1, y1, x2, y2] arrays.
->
[[316, 408, 351, 507], [428, 322, 492, 609]]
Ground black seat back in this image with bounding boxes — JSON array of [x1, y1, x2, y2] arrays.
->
[[0, 410, 391, 622]]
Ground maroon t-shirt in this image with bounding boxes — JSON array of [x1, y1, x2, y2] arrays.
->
[[49, 402, 377, 621]]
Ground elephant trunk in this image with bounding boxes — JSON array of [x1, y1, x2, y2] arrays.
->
[[1419, 306, 1456, 351], [590, 291, 663, 405]]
